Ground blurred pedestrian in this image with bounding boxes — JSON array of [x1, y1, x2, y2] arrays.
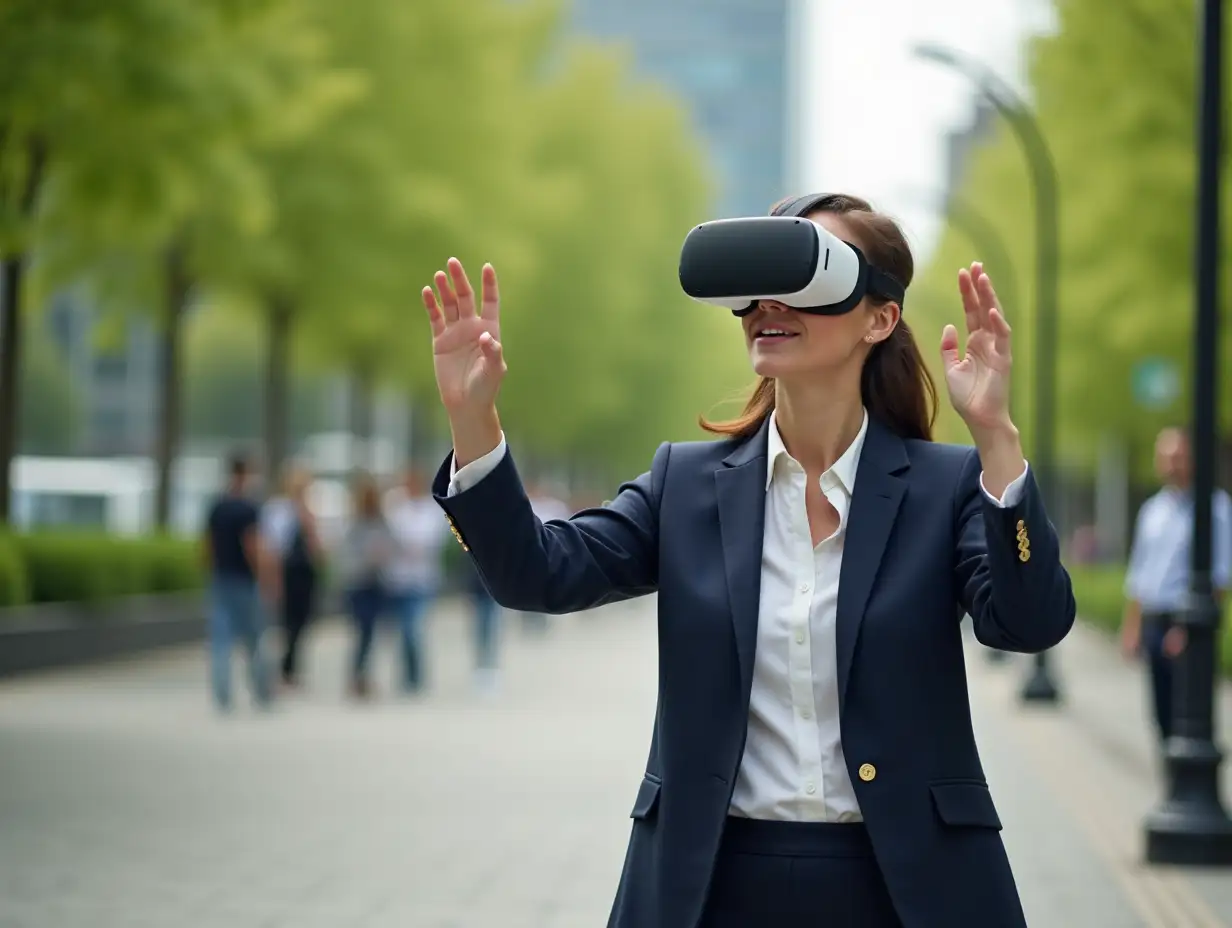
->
[[462, 554, 502, 694], [339, 472, 395, 700], [203, 451, 274, 713], [1120, 426, 1231, 745], [384, 467, 447, 693], [262, 464, 325, 690]]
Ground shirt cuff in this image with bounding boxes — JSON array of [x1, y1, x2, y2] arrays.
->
[[980, 461, 1030, 509], [447, 433, 508, 497]]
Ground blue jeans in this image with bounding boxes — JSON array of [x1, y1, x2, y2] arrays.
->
[[208, 575, 272, 711], [348, 584, 386, 684], [387, 588, 434, 691], [471, 587, 500, 671]]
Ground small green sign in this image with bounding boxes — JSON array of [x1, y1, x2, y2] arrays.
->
[[1132, 358, 1181, 409]]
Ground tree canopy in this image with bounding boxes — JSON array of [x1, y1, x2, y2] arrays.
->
[[2, 0, 753, 498], [913, 0, 1228, 481]]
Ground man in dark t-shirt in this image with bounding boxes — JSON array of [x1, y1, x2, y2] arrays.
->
[[204, 452, 273, 712]]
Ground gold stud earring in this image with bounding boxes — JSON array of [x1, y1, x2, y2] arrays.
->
[[865, 335, 875, 343]]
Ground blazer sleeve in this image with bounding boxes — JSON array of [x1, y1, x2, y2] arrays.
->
[[954, 447, 1076, 652], [431, 441, 670, 614]]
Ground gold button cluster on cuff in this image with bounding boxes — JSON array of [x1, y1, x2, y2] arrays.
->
[[445, 516, 469, 553], [1016, 519, 1030, 563]]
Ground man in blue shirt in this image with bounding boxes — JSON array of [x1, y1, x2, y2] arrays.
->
[[203, 452, 274, 712], [1121, 427, 1231, 743]]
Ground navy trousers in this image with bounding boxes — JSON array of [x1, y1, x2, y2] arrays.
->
[[700, 818, 902, 927], [1143, 613, 1177, 742]]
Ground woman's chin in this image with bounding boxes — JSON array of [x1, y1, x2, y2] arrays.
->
[[750, 352, 802, 379]]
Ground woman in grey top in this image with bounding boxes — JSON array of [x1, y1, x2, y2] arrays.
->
[[341, 473, 395, 699]]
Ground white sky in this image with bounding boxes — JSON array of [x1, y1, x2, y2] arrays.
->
[[792, 0, 1055, 263]]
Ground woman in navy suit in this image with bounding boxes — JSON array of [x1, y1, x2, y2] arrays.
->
[[422, 193, 1075, 928]]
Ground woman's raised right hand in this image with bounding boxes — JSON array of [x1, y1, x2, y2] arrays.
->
[[421, 258, 506, 418]]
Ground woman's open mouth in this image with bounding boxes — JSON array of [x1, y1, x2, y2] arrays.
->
[[754, 327, 799, 342]]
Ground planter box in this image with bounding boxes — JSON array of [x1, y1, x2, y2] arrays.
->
[[0, 593, 206, 679]]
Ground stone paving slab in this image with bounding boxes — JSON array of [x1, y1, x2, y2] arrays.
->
[[2, 599, 1231, 927]]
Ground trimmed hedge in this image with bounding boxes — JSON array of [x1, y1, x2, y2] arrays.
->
[[0, 532, 203, 614], [1067, 562, 1232, 676], [0, 533, 29, 607]]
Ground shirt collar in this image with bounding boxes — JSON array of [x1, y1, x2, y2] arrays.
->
[[766, 408, 869, 492]]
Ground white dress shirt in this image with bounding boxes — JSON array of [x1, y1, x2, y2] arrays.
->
[[449, 414, 1029, 823], [260, 497, 298, 558], [383, 490, 449, 593]]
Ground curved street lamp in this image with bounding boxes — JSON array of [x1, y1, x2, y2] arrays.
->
[[912, 44, 1062, 706]]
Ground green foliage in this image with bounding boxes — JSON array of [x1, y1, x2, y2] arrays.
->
[[8, 533, 203, 607], [915, 0, 1232, 480], [184, 301, 331, 443], [16, 534, 112, 604], [260, 0, 745, 476], [18, 322, 82, 455], [1065, 562, 1130, 632], [132, 536, 205, 593], [0, 533, 30, 608], [4, 0, 741, 483]]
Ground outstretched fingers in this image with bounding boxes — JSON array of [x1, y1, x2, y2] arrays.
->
[[975, 268, 1002, 315], [940, 323, 962, 370], [958, 266, 981, 335], [434, 270, 458, 323], [989, 306, 1012, 358], [480, 263, 500, 321], [448, 258, 477, 318], [421, 286, 446, 338]]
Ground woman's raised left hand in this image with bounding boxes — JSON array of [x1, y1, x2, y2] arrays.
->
[[941, 262, 1014, 436]]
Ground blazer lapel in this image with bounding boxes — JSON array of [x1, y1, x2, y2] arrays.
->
[[835, 418, 909, 706], [715, 418, 770, 704]]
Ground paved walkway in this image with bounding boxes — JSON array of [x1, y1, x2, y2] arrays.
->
[[2, 599, 1232, 927]]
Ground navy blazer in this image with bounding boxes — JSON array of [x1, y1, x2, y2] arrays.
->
[[433, 415, 1076, 928]]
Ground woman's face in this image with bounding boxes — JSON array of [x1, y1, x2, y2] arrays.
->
[[741, 212, 899, 382]]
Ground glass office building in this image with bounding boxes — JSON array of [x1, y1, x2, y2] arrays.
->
[[569, 0, 793, 218]]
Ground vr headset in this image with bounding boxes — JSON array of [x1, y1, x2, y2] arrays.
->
[[678, 193, 906, 317]]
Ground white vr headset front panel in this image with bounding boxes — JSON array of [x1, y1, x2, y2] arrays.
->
[[690, 220, 863, 312]]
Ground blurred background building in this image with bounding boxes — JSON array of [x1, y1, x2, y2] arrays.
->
[[569, 0, 792, 218], [44, 289, 158, 456]]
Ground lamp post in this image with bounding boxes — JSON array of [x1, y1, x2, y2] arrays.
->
[[1144, 0, 1232, 866], [913, 44, 1061, 705]]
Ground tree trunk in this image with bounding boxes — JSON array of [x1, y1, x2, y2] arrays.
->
[[0, 138, 47, 525], [154, 240, 191, 531], [0, 257, 25, 524], [349, 365, 375, 473], [263, 295, 293, 483]]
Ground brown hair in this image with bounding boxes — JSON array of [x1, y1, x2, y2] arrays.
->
[[351, 472, 383, 519], [699, 193, 937, 442]]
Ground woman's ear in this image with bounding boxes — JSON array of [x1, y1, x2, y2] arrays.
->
[[865, 302, 901, 344]]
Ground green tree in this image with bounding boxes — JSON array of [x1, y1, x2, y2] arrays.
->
[[16, 325, 81, 455], [915, 0, 1232, 482], [453, 37, 746, 477], [284, 0, 571, 471], [184, 302, 331, 449], [4, 0, 348, 527]]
